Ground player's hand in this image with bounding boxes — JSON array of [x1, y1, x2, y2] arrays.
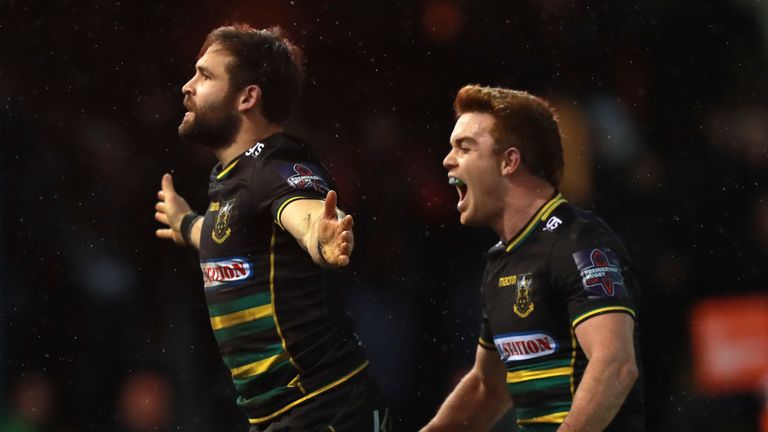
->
[[154, 173, 193, 246], [316, 190, 354, 267]]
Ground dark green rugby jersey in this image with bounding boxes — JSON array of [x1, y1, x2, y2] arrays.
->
[[478, 193, 645, 431], [197, 132, 369, 426]]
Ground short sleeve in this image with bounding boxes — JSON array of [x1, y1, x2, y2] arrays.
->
[[552, 231, 638, 329], [479, 309, 497, 351], [254, 158, 334, 228]]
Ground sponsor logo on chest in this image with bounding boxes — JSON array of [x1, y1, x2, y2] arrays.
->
[[494, 332, 558, 362], [200, 258, 252, 288]]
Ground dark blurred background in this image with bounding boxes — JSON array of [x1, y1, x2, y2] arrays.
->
[[2, 0, 768, 430]]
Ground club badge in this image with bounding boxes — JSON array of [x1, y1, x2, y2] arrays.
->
[[212, 200, 235, 244], [513, 273, 535, 318]]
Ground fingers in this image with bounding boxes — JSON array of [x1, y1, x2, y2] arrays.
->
[[161, 173, 176, 195], [156, 228, 174, 239], [340, 230, 353, 244], [339, 214, 354, 231], [155, 202, 166, 213], [157, 190, 165, 201], [323, 190, 338, 220], [155, 211, 170, 226]]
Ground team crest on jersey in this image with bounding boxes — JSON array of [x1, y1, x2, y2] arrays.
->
[[279, 162, 330, 194], [572, 248, 628, 298], [513, 273, 535, 318], [212, 200, 235, 244]]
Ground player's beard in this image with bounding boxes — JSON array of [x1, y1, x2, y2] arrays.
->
[[178, 91, 241, 150]]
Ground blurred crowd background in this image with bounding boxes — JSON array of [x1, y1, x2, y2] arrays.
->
[[2, 0, 768, 430]]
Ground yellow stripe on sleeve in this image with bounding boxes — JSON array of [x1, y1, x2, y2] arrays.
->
[[572, 306, 636, 327], [274, 196, 309, 230], [478, 337, 496, 350]]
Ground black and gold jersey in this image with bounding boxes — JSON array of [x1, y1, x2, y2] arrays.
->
[[478, 194, 644, 431], [197, 133, 369, 426]]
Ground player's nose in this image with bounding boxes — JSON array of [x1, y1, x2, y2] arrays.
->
[[181, 78, 194, 96], [442, 149, 457, 170]]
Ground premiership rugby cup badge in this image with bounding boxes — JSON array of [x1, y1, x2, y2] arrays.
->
[[212, 200, 235, 244], [513, 273, 535, 318]]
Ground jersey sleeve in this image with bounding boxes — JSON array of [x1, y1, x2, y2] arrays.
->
[[252, 157, 335, 229], [551, 228, 638, 329]]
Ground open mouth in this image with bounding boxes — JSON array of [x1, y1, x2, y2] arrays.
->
[[448, 176, 468, 204]]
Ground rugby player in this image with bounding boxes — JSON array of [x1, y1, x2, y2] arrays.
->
[[422, 85, 644, 431], [154, 24, 390, 432]]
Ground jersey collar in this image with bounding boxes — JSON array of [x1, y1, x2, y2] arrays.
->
[[505, 192, 567, 254], [214, 157, 241, 180]]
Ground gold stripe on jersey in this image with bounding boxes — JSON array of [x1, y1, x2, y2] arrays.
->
[[506, 366, 573, 383], [274, 196, 309, 230], [231, 351, 290, 378], [210, 304, 273, 330], [248, 360, 370, 424], [569, 327, 577, 397], [506, 194, 567, 253], [478, 337, 496, 350], [517, 411, 569, 424], [216, 159, 241, 180], [270, 227, 303, 373], [572, 306, 636, 327]]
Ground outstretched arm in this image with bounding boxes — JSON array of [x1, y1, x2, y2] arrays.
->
[[422, 346, 512, 431], [154, 173, 202, 249], [279, 190, 354, 267]]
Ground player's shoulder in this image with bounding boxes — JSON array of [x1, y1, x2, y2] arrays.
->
[[261, 132, 317, 161], [547, 201, 623, 247]]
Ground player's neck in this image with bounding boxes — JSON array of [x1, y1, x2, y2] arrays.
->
[[215, 119, 283, 166], [496, 179, 555, 244]]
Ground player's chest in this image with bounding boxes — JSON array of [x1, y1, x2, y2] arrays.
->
[[200, 184, 270, 254], [483, 251, 562, 330]]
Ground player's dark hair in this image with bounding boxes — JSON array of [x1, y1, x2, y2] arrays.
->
[[200, 24, 305, 125], [454, 85, 564, 188]]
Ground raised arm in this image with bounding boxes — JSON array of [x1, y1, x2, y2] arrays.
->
[[154, 173, 203, 249], [558, 313, 638, 432], [278, 190, 354, 267], [421, 345, 512, 432]]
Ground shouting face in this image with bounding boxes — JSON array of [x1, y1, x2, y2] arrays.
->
[[443, 112, 507, 227]]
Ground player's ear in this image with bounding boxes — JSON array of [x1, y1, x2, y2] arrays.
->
[[500, 146, 521, 176], [238, 85, 262, 113]]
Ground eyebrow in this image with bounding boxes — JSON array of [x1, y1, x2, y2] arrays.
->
[[451, 136, 477, 146], [196, 65, 214, 76]]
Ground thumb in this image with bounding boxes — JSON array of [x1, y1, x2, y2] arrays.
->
[[162, 173, 176, 195], [323, 190, 338, 220]]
